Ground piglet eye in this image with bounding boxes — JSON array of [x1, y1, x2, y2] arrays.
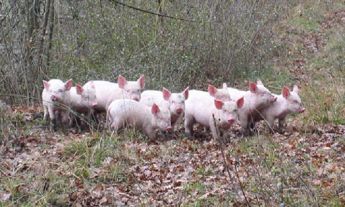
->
[[58, 89, 64, 92]]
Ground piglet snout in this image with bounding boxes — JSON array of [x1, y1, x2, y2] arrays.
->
[[299, 108, 305, 113], [228, 119, 235, 125], [176, 108, 183, 114], [166, 127, 172, 131], [51, 95, 58, 101]]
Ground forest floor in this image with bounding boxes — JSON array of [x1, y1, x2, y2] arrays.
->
[[0, 106, 344, 206], [1, 3, 345, 207]]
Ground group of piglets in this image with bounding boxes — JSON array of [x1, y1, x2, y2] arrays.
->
[[42, 75, 144, 131], [42, 75, 305, 138]]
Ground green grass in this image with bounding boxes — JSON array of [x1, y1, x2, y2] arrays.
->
[[195, 166, 212, 177], [61, 132, 137, 186], [323, 29, 345, 71], [287, 1, 331, 33], [183, 181, 206, 195], [97, 162, 130, 183], [182, 196, 225, 207], [301, 77, 345, 125], [278, 1, 345, 126], [289, 16, 320, 32], [63, 138, 90, 159], [1, 172, 72, 206], [2, 177, 26, 203]]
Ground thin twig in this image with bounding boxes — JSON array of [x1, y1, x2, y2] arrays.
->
[[212, 114, 251, 206], [234, 162, 251, 206], [297, 175, 320, 207], [212, 114, 233, 185], [252, 108, 275, 133]]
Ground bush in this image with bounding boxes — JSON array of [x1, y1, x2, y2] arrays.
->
[[0, 0, 297, 103]]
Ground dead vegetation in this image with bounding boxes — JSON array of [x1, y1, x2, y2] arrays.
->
[[1, 1, 345, 206], [0, 106, 344, 206]]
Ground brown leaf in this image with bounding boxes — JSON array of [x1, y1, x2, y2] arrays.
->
[[321, 179, 333, 188], [75, 178, 84, 189], [91, 184, 104, 199], [99, 196, 108, 205], [69, 191, 78, 201]]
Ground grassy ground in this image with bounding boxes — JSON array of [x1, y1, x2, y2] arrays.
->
[[1, 2, 345, 207], [1, 108, 344, 206]]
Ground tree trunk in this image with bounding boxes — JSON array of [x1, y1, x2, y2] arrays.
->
[[46, 0, 55, 70], [38, 0, 52, 76], [25, 0, 40, 105]]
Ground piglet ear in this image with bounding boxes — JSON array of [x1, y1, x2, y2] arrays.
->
[[43, 80, 49, 89], [257, 79, 263, 85], [137, 75, 145, 89], [118, 75, 127, 89], [249, 82, 257, 93], [293, 85, 300, 94], [183, 86, 189, 100], [65, 79, 73, 91], [162, 87, 171, 101], [222, 83, 228, 89], [151, 103, 160, 115], [214, 99, 224, 110], [282, 86, 290, 98], [237, 97, 244, 109], [208, 84, 217, 97], [76, 84, 84, 95]]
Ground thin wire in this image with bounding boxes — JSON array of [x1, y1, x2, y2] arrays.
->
[[112, 0, 197, 23]]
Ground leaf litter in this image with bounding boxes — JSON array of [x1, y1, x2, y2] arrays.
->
[[0, 105, 344, 206]]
